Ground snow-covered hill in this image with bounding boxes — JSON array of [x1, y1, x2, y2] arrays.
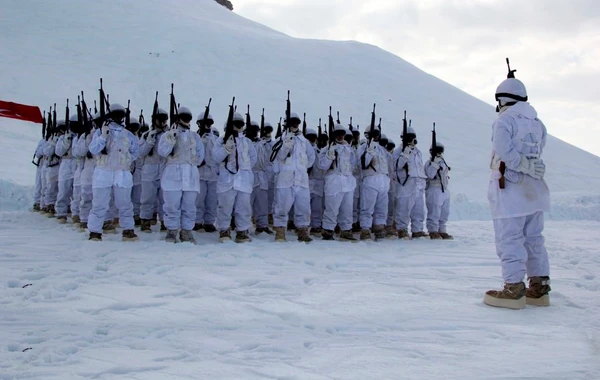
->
[[1, 0, 600, 218]]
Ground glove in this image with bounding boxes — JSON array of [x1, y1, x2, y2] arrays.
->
[[164, 130, 176, 144], [284, 134, 294, 148], [326, 146, 336, 160], [224, 136, 236, 153], [366, 143, 377, 155], [101, 123, 110, 138], [516, 154, 545, 180], [402, 145, 414, 159]]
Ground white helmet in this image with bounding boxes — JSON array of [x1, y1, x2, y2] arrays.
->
[[109, 103, 126, 113], [129, 116, 140, 126], [232, 112, 244, 122], [178, 106, 192, 117], [495, 78, 528, 105], [196, 112, 213, 121]]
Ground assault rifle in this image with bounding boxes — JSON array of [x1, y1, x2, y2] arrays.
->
[[431, 122, 437, 162], [222, 97, 236, 143], [199, 98, 212, 136], [328, 106, 335, 145], [302, 112, 307, 136], [169, 83, 178, 127], [260, 108, 265, 138], [361, 103, 377, 170], [285, 90, 291, 132]]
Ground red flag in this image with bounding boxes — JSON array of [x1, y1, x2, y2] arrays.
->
[[0, 100, 44, 124]]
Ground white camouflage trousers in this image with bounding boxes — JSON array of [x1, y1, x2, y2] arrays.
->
[[493, 211, 550, 284]]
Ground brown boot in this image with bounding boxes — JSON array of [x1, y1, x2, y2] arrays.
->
[[274, 227, 286, 242], [72, 215, 81, 225], [193, 223, 204, 231], [103, 221, 117, 234], [360, 229, 372, 241], [439, 232, 454, 240], [255, 227, 274, 235], [340, 230, 358, 243], [430, 232, 442, 240], [166, 229, 178, 243], [385, 225, 397, 239], [113, 217, 119, 226], [56, 216, 68, 224], [79, 221, 88, 232], [47, 204, 56, 218], [268, 214, 274, 225], [219, 228, 231, 242], [297, 227, 312, 243], [526, 277, 551, 306], [397, 229, 410, 240], [412, 231, 428, 239], [235, 230, 252, 243], [484, 282, 526, 310], [179, 229, 196, 244], [321, 229, 335, 241], [310, 227, 322, 236], [32, 203, 41, 212], [140, 219, 152, 233], [88, 232, 102, 241], [122, 229, 139, 242], [373, 225, 386, 241]]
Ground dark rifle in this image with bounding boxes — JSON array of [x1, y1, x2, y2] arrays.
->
[[99, 78, 106, 122], [53, 103, 57, 130], [402, 110, 408, 150], [302, 113, 307, 136], [93, 100, 97, 114], [317, 118, 322, 136], [336, 111, 340, 125], [245, 104, 253, 141], [275, 117, 282, 139], [260, 108, 265, 138], [81, 91, 92, 135], [125, 99, 131, 130], [147, 91, 160, 157], [223, 96, 236, 143], [75, 96, 83, 136], [348, 116, 353, 131], [361, 103, 376, 170], [506, 57, 516, 79], [431, 122, 437, 162], [199, 98, 212, 136], [42, 110, 46, 139], [222, 97, 238, 174], [139, 109, 144, 127], [169, 83, 178, 128], [65, 99, 70, 133], [285, 90, 291, 133], [328, 106, 335, 146]]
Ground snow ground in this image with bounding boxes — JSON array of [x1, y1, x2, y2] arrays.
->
[[1, 212, 598, 379]]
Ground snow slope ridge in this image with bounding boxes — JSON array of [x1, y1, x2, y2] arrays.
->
[[1, 0, 600, 216]]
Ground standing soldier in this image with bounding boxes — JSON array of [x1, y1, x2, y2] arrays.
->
[[305, 128, 325, 236], [484, 72, 550, 309], [271, 113, 315, 242], [357, 126, 390, 240], [318, 125, 357, 241], [425, 142, 452, 240], [194, 112, 218, 232], [394, 126, 427, 239], [87, 104, 139, 241], [73, 113, 100, 231], [157, 107, 205, 243], [139, 108, 169, 232], [213, 112, 257, 243]]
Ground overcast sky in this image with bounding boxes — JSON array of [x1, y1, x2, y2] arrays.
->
[[233, 0, 600, 156]]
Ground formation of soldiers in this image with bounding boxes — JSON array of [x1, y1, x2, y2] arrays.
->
[[31, 92, 452, 244]]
